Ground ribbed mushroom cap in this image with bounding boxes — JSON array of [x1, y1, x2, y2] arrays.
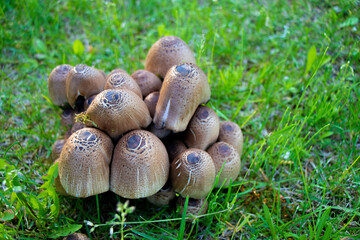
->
[[146, 181, 176, 206], [85, 89, 151, 139], [60, 108, 76, 127], [171, 149, 215, 199], [58, 128, 113, 198], [164, 138, 187, 162], [131, 69, 162, 97], [183, 106, 220, 150], [153, 63, 211, 132], [63, 233, 90, 240], [51, 139, 66, 161], [66, 64, 106, 108], [218, 121, 244, 156], [207, 142, 241, 187], [48, 64, 73, 106], [110, 130, 169, 199], [104, 71, 142, 99], [145, 36, 196, 78], [144, 91, 159, 118], [177, 197, 208, 221]]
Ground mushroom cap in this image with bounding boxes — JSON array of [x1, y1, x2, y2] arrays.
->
[[170, 149, 215, 199], [146, 182, 176, 206], [48, 64, 73, 106], [144, 91, 159, 118], [83, 94, 97, 111], [104, 71, 142, 99], [145, 36, 196, 78], [183, 106, 220, 150], [153, 63, 211, 132], [58, 128, 113, 198], [60, 108, 76, 127], [53, 159, 69, 196], [218, 121, 244, 156], [164, 138, 187, 162], [63, 233, 90, 240], [207, 142, 241, 187], [131, 69, 162, 97], [51, 139, 66, 161], [148, 124, 172, 139], [66, 64, 106, 108], [110, 130, 169, 199], [177, 197, 208, 221], [85, 89, 152, 139]]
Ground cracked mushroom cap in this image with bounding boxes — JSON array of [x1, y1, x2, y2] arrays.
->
[[131, 69, 162, 97], [153, 63, 211, 132], [145, 36, 196, 78], [66, 64, 106, 108], [48, 64, 73, 106], [58, 128, 113, 198], [177, 197, 208, 222], [183, 106, 220, 150], [85, 89, 152, 140], [110, 130, 169, 199], [104, 71, 142, 99], [207, 142, 241, 187], [218, 121, 244, 156], [170, 149, 215, 199]]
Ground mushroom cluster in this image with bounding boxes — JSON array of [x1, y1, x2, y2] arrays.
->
[[48, 36, 244, 218]]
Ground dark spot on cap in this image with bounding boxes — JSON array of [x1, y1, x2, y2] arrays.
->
[[104, 91, 120, 104], [74, 64, 86, 73], [197, 108, 209, 119], [127, 135, 142, 149], [79, 131, 91, 140], [188, 198, 201, 206], [62, 108, 73, 117], [218, 144, 232, 157], [110, 74, 125, 85], [59, 65, 71, 72], [187, 152, 200, 164], [223, 123, 234, 132], [176, 64, 191, 76]]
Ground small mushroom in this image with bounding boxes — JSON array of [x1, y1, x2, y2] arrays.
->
[[144, 91, 159, 118], [48, 64, 73, 106], [63, 233, 90, 240], [85, 89, 152, 140], [145, 36, 196, 78], [83, 94, 97, 111], [66, 64, 106, 108], [207, 142, 241, 187], [177, 197, 208, 222], [218, 121, 244, 156], [164, 138, 187, 162], [146, 181, 176, 206], [51, 139, 66, 161], [170, 149, 215, 199], [104, 71, 142, 98], [131, 69, 162, 97], [153, 63, 211, 132], [60, 108, 76, 127], [183, 106, 219, 150], [110, 130, 169, 199], [58, 128, 113, 198]]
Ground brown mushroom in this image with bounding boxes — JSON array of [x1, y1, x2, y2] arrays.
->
[[177, 197, 208, 222], [53, 159, 69, 196], [85, 89, 152, 140], [146, 181, 176, 206], [60, 108, 76, 127], [183, 106, 219, 150], [207, 142, 241, 187], [131, 69, 162, 97], [48, 64, 73, 106], [164, 138, 187, 162], [58, 128, 113, 198], [218, 121, 244, 156], [66, 64, 106, 108], [51, 139, 66, 161], [153, 63, 211, 132], [63, 233, 90, 240], [144, 91, 159, 118], [110, 130, 169, 199], [83, 94, 97, 111], [104, 71, 142, 99], [145, 36, 196, 78], [170, 149, 215, 199]]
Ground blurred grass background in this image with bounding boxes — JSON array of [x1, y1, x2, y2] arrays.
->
[[1, 0, 359, 239]]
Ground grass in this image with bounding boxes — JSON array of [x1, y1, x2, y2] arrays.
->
[[1, 0, 359, 239]]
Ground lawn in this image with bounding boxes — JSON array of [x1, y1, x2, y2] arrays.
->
[[1, 0, 359, 239]]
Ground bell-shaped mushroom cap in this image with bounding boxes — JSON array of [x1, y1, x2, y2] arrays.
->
[[144, 91, 159, 118], [183, 106, 220, 150], [131, 70, 162, 97], [170, 149, 215, 199], [177, 197, 208, 222], [164, 138, 187, 162], [153, 63, 211, 132], [85, 89, 152, 140], [58, 128, 113, 198], [66, 64, 106, 108], [108, 68, 128, 75], [207, 142, 241, 187], [60, 108, 76, 127], [218, 121, 244, 156], [146, 181, 176, 206], [48, 64, 73, 106], [104, 71, 142, 99], [145, 36, 196, 78], [110, 130, 170, 199], [51, 139, 66, 161], [63, 233, 90, 240]]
